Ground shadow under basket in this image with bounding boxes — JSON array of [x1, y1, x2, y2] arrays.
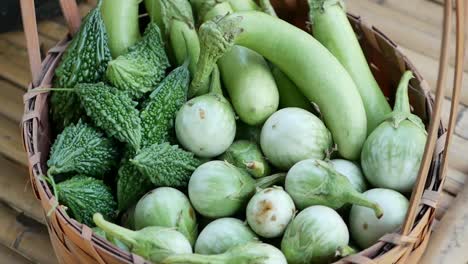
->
[[21, 5, 448, 264]]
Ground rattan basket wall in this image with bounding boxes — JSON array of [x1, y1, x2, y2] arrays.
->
[[19, 0, 465, 263]]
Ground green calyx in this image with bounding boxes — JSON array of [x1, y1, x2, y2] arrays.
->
[[314, 160, 383, 218], [224, 161, 256, 200], [255, 173, 286, 189], [308, 0, 345, 14], [192, 0, 228, 20], [336, 245, 357, 257], [160, 0, 195, 30], [385, 71, 426, 132], [308, 0, 345, 25], [190, 15, 242, 96]]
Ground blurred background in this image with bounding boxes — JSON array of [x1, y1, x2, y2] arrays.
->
[[0, 0, 466, 263]]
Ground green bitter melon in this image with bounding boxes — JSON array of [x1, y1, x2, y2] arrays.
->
[[130, 143, 201, 187], [106, 22, 170, 99], [47, 120, 118, 179], [52, 0, 112, 129], [140, 62, 190, 147], [75, 83, 142, 151], [116, 149, 154, 212], [56, 175, 117, 227]]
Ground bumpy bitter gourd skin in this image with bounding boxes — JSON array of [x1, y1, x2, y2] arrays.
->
[[140, 63, 190, 148], [76, 83, 142, 151], [117, 149, 154, 212], [106, 22, 170, 99], [47, 120, 118, 178], [57, 176, 117, 227], [131, 143, 201, 187], [52, 1, 112, 129]]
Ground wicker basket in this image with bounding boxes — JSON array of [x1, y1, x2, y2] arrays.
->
[[19, 0, 465, 263]]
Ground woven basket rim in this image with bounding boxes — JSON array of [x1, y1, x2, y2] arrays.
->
[[21, 12, 447, 264]]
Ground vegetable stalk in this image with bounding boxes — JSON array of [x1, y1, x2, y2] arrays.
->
[[191, 12, 367, 159]]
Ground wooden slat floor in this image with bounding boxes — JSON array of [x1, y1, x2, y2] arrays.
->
[[0, 1, 465, 263]]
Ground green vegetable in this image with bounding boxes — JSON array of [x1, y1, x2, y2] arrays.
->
[[220, 140, 271, 178], [131, 143, 201, 187], [330, 159, 367, 193], [162, 242, 287, 264], [93, 227, 129, 251], [194, 218, 257, 254], [55, 176, 117, 227], [192, 12, 367, 160], [93, 213, 193, 263], [260, 108, 332, 170], [47, 120, 117, 179], [246, 186, 295, 238], [101, 0, 141, 57], [175, 93, 236, 158], [285, 159, 383, 218], [134, 187, 198, 245], [140, 63, 190, 147], [116, 159, 153, 212], [106, 22, 170, 99], [309, 0, 391, 133], [271, 67, 313, 112], [349, 188, 409, 249], [76, 83, 141, 151], [361, 71, 427, 193], [281, 205, 349, 264], [195, 2, 279, 125], [52, 0, 111, 129], [188, 160, 285, 218]]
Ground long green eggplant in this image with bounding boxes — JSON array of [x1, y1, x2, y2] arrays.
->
[[309, 0, 391, 133], [191, 12, 367, 160]]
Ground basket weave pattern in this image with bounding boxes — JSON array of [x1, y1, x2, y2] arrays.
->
[[21, 6, 447, 264]]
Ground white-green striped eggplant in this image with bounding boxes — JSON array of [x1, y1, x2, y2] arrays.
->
[[361, 71, 428, 193]]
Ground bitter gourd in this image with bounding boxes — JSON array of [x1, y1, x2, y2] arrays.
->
[[56, 175, 117, 227], [47, 120, 118, 179], [75, 83, 142, 151], [131, 143, 201, 187], [117, 157, 153, 212], [106, 22, 170, 99], [52, 0, 111, 129], [140, 63, 190, 147]]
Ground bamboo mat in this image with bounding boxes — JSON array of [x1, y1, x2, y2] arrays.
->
[[0, 0, 465, 263]]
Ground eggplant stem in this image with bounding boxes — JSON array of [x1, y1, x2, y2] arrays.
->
[[256, 173, 286, 188], [336, 245, 356, 257], [393, 71, 413, 114], [93, 213, 138, 246], [346, 190, 384, 219], [45, 169, 59, 217]]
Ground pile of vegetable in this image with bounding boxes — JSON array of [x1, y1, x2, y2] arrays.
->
[[45, 0, 427, 263]]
